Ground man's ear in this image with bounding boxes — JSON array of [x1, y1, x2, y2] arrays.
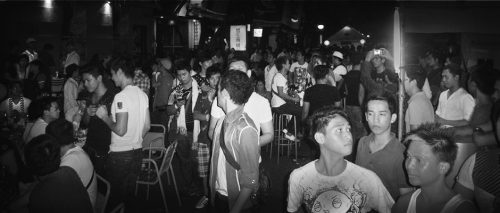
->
[[438, 162, 451, 175], [391, 113, 397, 124], [314, 132, 325, 145]]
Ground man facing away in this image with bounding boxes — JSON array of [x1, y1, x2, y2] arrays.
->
[[403, 65, 434, 133], [95, 57, 150, 209], [287, 106, 394, 213], [209, 70, 260, 212]]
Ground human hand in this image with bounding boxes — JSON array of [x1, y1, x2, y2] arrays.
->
[[87, 105, 97, 116], [365, 49, 375, 62], [96, 105, 108, 119], [175, 100, 185, 108], [178, 127, 187, 136]]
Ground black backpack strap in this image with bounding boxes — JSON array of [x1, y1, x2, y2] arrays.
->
[[85, 171, 95, 189]]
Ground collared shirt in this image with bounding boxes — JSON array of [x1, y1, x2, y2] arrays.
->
[[133, 71, 150, 96], [405, 91, 434, 133], [436, 88, 475, 122]]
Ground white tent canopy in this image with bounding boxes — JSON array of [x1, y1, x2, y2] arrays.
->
[[326, 26, 367, 43]]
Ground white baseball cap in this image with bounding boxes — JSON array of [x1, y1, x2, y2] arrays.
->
[[332, 51, 343, 60]]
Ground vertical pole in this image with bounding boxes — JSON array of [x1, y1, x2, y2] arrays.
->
[[394, 7, 405, 140]]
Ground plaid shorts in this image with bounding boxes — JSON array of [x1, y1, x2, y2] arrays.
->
[[196, 143, 210, 177]]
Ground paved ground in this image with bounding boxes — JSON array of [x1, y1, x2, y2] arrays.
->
[[129, 141, 317, 213]]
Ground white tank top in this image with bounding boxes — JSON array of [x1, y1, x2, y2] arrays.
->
[[407, 189, 471, 213]]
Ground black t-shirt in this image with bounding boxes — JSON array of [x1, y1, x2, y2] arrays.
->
[[303, 84, 341, 116], [81, 89, 116, 155], [29, 166, 93, 213], [344, 70, 361, 106]]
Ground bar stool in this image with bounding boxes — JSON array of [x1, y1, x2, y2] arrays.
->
[[276, 113, 298, 164], [267, 112, 280, 159]]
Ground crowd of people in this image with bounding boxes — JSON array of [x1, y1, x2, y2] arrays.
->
[[0, 36, 499, 213]]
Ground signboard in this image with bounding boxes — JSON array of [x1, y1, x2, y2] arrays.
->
[[253, 28, 263, 38], [230, 25, 246, 51]]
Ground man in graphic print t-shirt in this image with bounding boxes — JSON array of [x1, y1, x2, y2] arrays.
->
[[287, 107, 393, 213]]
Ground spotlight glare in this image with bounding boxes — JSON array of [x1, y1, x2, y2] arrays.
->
[[317, 24, 324, 30], [323, 40, 330, 46]]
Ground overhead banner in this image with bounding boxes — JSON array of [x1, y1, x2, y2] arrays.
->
[[230, 25, 246, 51]]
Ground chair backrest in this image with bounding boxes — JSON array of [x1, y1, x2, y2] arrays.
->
[[142, 124, 166, 149], [159, 140, 177, 174], [95, 174, 110, 213]]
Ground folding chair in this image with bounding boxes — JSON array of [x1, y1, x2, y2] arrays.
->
[[95, 174, 125, 213], [142, 124, 166, 160], [135, 141, 181, 212]]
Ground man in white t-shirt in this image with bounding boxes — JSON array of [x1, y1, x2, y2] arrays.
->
[[208, 58, 273, 147], [330, 51, 347, 87], [289, 50, 310, 89], [23, 97, 60, 143], [46, 119, 97, 208], [435, 64, 475, 127], [287, 107, 394, 213], [96, 57, 150, 208], [264, 53, 277, 92]]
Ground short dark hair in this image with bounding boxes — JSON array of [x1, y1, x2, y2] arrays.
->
[[175, 59, 191, 72], [425, 50, 444, 64], [309, 106, 349, 136], [46, 119, 75, 146], [80, 65, 102, 79], [470, 65, 495, 96], [29, 97, 58, 119], [405, 65, 426, 90], [206, 65, 222, 79], [275, 56, 289, 71], [365, 93, 397, 114], [313, 65, 330, 80], [110, 57, 134, 78], [220, 70, 254, 105], [443, 64, 463, 78], [24, 134, 61, 176], [404, 123, 457, 175], [66, 64, 79, 77]]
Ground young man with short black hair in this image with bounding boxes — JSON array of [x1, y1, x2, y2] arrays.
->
[[95, 57, 150, 209], [356, 94, 413, 200], [209, 70, 260, 212], [288, 106, 394, 213], [403, 65, 434, 133]]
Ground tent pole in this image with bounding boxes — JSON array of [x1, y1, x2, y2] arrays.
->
[[394, 7, 405, 140]]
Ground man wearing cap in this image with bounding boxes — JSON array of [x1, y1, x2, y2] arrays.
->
[[23, 38, 38, 63], [330, 51, 347, 87], [360, 48, 399, 98]]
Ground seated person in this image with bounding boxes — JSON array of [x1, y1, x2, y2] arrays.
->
[[287, 106, 394, 213], [24, 134, 93, 213], [0, 82, 31, 127], [23, 97, 60, 143], [392, 123, 477, 213], [46, 119, 97, 207]]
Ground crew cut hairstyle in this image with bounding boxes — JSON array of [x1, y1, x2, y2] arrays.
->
[[470, 65, 496, 96], [313, 65, 330, 80], [443, 64, 463, 78], [110, 57, 134, 78], [175, 59, 192, 72], [404, 122, 458, 175], [275, 56, 289, 71], [219, 70, 254, 105], [65, 64, 79, 77], [364, 93, 397, 114], [46, 119, 75, 146], [80, 64, 103, 79], [309, 106, 350, 136], [24, 134, 61, 176], [405, 65, 426, 90]]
